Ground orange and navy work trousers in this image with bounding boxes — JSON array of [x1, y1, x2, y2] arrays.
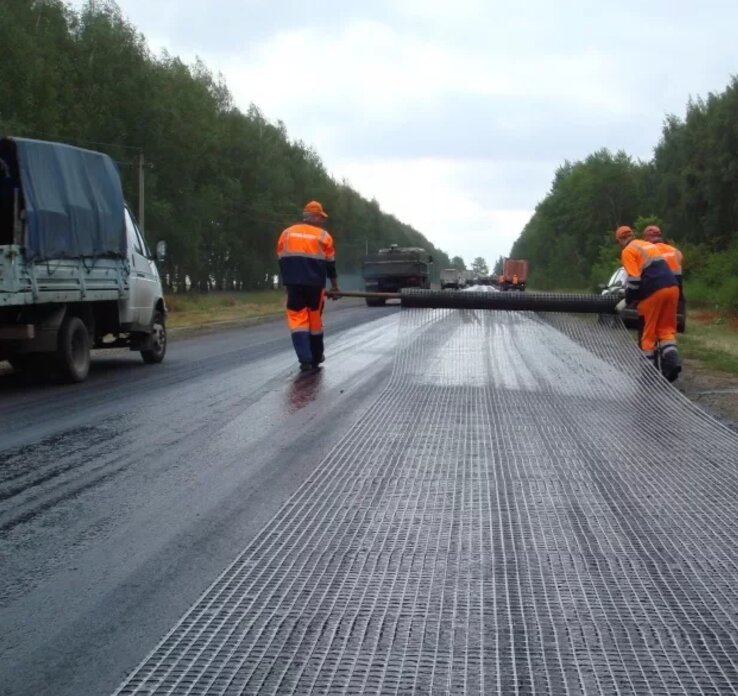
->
[[637, 285, 679, 359], [286, 285, 325, 365]]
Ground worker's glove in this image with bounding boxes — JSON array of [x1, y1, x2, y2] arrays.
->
[[614, 298, 626, 314], [328, 287, 340, 301]]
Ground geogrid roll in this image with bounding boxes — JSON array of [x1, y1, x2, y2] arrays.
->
[[113, 308, 738, 695], [400, 289, 620, 313]]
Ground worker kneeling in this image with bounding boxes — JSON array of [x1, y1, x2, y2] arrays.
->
[[615, 225, 681, 381]]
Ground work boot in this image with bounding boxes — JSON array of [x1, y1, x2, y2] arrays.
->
[[660, 346, 682, 382], [299, 362, 315, 372], [312, 354, 325, 368]]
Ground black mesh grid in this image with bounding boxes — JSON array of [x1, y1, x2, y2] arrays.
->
[[113, 307, 738, 695]]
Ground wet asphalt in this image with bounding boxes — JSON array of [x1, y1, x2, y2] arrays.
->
[[0, 300, 400, 696]]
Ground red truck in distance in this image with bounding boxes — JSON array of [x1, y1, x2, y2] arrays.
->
[[499, 258, 528, 291]]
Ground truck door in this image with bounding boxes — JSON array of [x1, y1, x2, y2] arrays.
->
[[125, 207, 158, 328]]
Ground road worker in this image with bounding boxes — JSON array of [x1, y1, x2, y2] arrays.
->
[[615, 225, 681, 381], [277, 201, 340, 372], [643, 224, 685, 322]]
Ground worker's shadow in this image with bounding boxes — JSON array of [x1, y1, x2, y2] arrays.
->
[[286, 368, 324, 412]]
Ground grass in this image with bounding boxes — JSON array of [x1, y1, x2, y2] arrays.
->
[[679, 309, 738, 375], [165, 290, 285, 329]]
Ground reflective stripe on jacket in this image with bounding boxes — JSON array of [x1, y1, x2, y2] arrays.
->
[[621, 238, 676, 303], [277, 223, 337, 287]]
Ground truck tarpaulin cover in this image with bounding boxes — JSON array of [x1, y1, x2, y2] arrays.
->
[[9, 137, 126, 260]]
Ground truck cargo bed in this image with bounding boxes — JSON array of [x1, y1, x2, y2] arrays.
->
[[0, 245, 129, 306]]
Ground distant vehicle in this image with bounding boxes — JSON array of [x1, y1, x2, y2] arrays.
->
[[599, 266, 685, 333], [361, 244, 433, 306], [500, 258, 528, 291], [462, 270, 476, 287], [0, 136, 167, 382], [440, 268, 462, 290]]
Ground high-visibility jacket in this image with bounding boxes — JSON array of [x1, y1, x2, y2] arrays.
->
[[621, 239, 676, 304], [277, 223, 336, 287], [653, 241, 683, 282]]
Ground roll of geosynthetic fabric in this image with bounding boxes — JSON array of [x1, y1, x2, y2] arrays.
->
[[400, 289, 620, 314]]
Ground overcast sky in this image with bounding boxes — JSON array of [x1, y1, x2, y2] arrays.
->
[[87, 0, 738, 266]]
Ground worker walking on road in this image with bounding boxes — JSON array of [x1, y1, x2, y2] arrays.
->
[[615, 225, 682, 381], [277, 201, 340, 372]]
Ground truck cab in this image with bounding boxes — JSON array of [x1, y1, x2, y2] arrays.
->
[[122, 206, 163, 332], [440, 268, 461, 290]]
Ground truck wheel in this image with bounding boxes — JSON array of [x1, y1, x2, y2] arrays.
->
[[141, 310, 167, 364], [56, 316, 90, 383]]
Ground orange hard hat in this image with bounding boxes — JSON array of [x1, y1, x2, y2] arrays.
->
[[304, 200, 328, 218], [643, 225, 661, 238], [615, 225, 633, 241]]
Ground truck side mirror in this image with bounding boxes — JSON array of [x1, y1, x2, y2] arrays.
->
[[156, 240, 167, 263]]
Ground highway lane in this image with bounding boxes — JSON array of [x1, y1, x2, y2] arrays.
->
[[4, 301, 738, 695], [0, 301, 400, 696], [113, 307, 738, 696]]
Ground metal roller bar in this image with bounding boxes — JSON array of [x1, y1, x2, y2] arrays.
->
[[327, 289, 620, 314]]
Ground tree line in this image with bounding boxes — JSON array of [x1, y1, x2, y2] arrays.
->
[[511, 76, 738, 308], [0, 0, 453, 291]]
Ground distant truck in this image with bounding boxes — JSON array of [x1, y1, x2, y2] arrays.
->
[[500, 258, 529, 291], [440, 268, 462, 290], [361, 244, 433, 306], [0, 136, 167, 382]]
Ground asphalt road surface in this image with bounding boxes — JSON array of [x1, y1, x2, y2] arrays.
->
[[3, 302, 738, 695], [0, 300, 400, 696]]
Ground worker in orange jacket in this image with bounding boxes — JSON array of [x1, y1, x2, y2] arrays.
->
[[277, 201, 340, 372], [615, 225, 681, 381], [643, 224, 684, 319]]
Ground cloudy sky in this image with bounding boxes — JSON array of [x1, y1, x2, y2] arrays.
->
[[87, 0, 738, 266]]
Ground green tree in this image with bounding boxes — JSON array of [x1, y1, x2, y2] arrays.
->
[[450, 255, 466, 270], [471, 257, 489, 275], [0, 0, 452, 292]]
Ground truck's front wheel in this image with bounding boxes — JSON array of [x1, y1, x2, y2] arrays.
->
[[141, 310, 167, 364], [56, 316, 90, 383]]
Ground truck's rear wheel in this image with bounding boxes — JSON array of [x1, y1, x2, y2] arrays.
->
[[141, 310, 167, 364], [56, 316, 90, 383]]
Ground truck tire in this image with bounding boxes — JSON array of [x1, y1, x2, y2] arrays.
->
[[141, 309, 167, 364], [56, 316, 90, 383]]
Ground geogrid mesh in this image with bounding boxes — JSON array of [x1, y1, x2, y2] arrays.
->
[[113, 307, 738, 695]]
